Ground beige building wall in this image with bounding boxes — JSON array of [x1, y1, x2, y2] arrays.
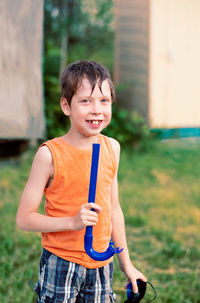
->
[[150, 0, 200, 128], [0, 0, 45, 139], [114, 0, 149, 120], [114, 0, 200, 129]]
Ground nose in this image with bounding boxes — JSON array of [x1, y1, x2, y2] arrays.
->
[[91, 100, 101, 115]]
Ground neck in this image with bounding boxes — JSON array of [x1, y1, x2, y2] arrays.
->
[[62, 131, 100, 150]]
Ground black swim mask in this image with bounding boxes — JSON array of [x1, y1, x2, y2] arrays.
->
[[124, 280, 157, 303]]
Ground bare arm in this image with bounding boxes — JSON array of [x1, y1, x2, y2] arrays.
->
[[110, 138, 147, 293], [16, 146, 101, 233]]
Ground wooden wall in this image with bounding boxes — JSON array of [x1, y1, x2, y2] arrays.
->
[[0, 0, 45, 139], [114, 0, 149, 120]]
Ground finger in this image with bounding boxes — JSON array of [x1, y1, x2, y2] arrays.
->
[[85, 212, 98, 222], [83, 214, 99, 226], [124, 282, 129, 289], [85, 219, 98, 226], [80, 210, 99, 224], [137, 272, 147, 283], [141, 274, 147, 282], [131, 280, 138, 294], [84, 203, 102, 213]]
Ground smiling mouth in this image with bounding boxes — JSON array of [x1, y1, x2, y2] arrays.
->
[[86, 120, 102, 125]]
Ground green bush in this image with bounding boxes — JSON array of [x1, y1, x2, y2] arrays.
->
[[103, 105, 154, 149]]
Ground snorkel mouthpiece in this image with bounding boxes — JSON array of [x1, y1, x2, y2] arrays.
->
[[84, 143, 123, 261]]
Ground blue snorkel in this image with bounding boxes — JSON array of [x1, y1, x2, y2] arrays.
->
[[84, 143, 123, 261]]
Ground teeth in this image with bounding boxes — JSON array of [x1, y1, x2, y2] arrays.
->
[[87, 120, 101, 125]]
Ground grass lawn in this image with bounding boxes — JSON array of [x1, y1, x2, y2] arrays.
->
[[0, 139, 200, 302]]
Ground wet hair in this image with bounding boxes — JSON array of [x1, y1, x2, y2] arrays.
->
[[60, 60, 116, 105]]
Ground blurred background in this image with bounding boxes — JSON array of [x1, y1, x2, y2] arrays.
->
[[0, 1, 200, 302]]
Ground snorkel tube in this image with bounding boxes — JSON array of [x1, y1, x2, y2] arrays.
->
[[84, 143, 123, 261]]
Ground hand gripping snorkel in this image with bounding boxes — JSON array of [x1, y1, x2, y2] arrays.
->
[[125, 280, 157, 303], [84, 143, 123, 261]]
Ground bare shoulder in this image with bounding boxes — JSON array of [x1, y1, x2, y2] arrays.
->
[[31, 144, 53, 178], [109, 137, 120, 152], [108, 137, 120, 163], [35, 144, 53, 164]]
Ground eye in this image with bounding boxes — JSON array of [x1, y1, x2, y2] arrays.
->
[[81, 99, 90, 104], [101, 98, 110, 103]]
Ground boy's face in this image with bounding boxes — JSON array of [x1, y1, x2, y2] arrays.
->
[[62, 77, 112, 138]]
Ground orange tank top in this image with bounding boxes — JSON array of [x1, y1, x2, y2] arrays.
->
[[41, 134, 117, 268]]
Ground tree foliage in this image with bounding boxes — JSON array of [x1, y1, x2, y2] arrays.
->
[[44, 0, 114, 138]]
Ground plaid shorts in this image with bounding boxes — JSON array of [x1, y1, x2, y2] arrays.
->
[[34, 249, 116, 303]]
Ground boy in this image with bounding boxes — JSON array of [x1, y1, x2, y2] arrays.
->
[[16, 60, 146, 302]]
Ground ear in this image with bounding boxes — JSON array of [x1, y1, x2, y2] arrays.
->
[[60, 97, 71, 116]]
